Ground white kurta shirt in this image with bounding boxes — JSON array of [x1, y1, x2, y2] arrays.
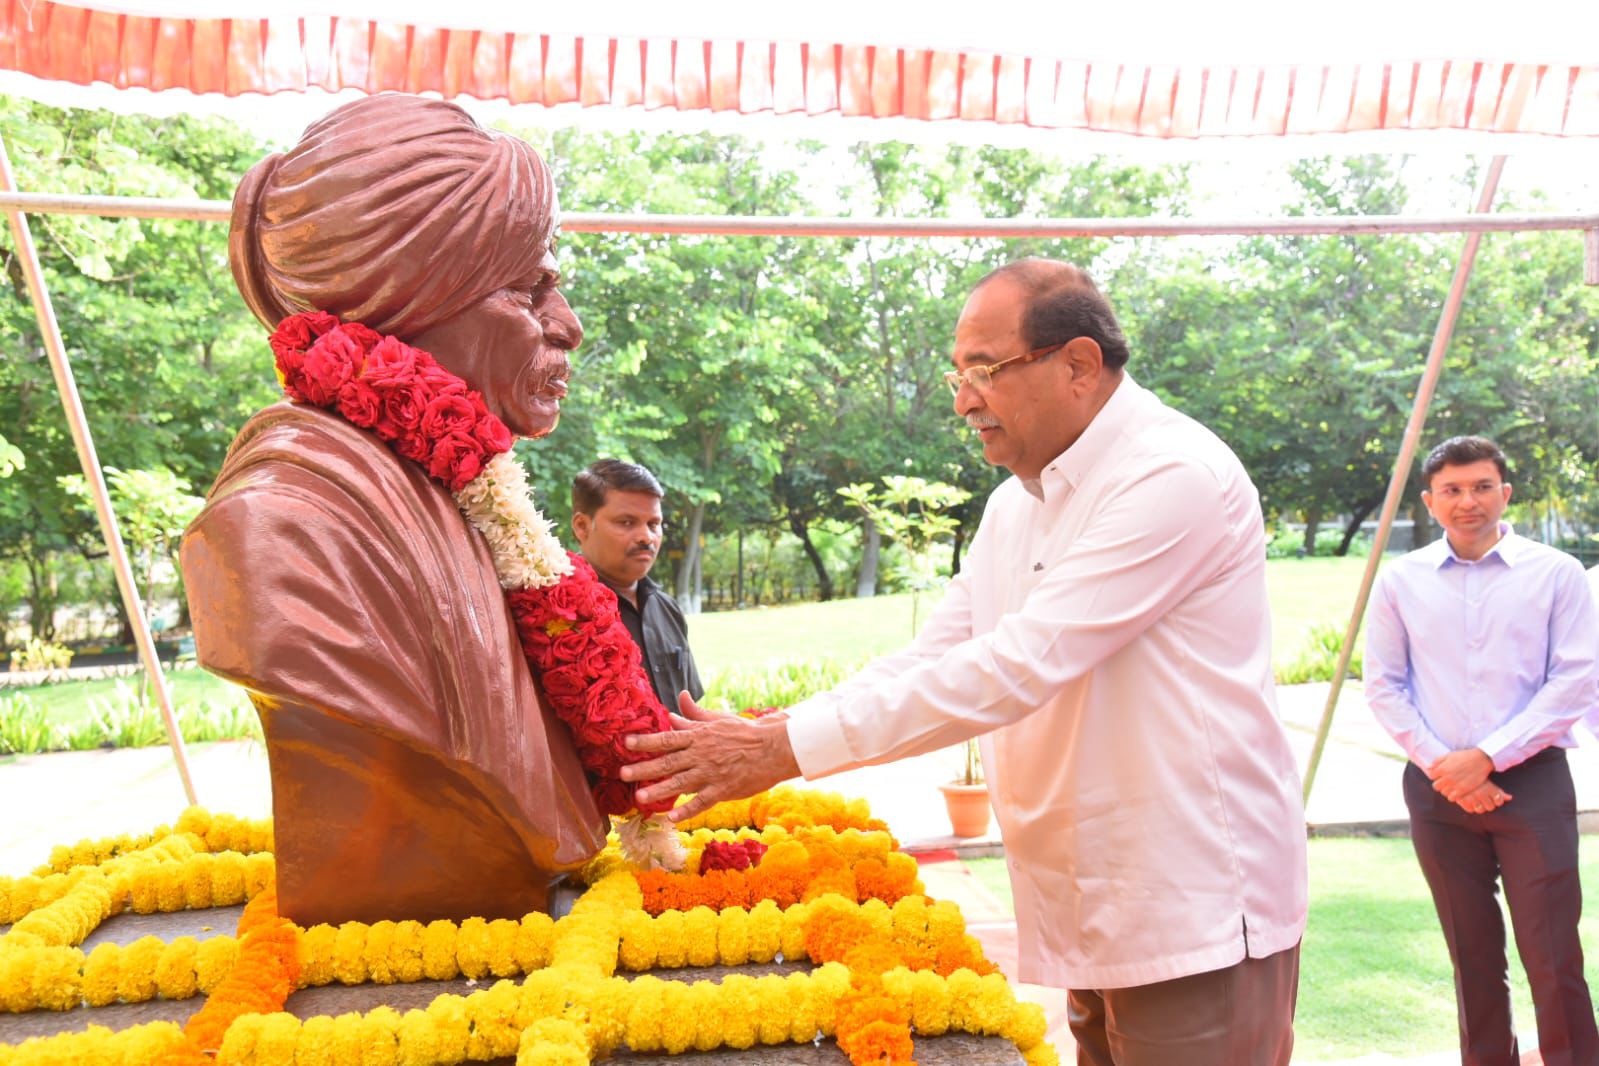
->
[[786, 375, 1308, 990]]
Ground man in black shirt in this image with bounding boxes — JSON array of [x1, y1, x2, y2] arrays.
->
[[571, 459, 704, 711]]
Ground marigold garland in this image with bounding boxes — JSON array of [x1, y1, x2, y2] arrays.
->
[[0, 790, 1058, 1066], [673, 786, 890, 836], [178, 879, 302, 1055], [632, 839, 921, 915]]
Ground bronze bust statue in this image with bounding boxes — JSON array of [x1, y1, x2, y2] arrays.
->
[[181, 94, 608, 926]]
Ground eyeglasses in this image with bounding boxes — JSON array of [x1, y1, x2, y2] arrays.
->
[[1429, 481, 1505, 502], [944, 342, 1068, 396]]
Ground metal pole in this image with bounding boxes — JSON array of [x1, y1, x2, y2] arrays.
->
[[0, 189, 1595, 240], [1300, 156, 1508, 807], [0, 135, 199, 806], [1585, 229, 1598, 285]]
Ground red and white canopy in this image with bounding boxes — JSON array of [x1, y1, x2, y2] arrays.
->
[[4, 0, 1598, 141]]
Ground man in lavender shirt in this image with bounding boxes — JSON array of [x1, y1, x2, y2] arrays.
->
[[1366, 435, 1599, 1066]]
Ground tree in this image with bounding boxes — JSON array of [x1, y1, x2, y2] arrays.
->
[[1, 97, 276, 637], [61, 466, 204, 638], [516, 130, 844, 610], [0, 436, 21, 479], [839, 475, 971, 634]]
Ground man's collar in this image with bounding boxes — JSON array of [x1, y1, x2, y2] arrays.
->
[[1433, 522, 1519, 567], [1022, 373, 1142, 503]]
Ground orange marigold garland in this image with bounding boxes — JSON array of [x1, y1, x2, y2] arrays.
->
[[802, 894, 998, 1066], [175, 877, 302, 1058], [633, 841, 920, 916]]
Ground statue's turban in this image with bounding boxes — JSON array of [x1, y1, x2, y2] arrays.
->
[[230, 94, 557, 339]]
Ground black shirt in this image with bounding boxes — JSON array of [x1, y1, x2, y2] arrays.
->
[[603, 573, 704, 711]]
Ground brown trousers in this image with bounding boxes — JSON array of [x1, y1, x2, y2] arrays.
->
[[1067, 943, 1300, 1066], [1405, 749, 1598, 1066]]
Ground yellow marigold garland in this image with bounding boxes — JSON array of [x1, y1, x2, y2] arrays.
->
[[671, 785, 889, 836], [0, 791, 1057, 1066]]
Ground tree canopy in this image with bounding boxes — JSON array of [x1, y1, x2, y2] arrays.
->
[[3, 96, 1595, 640]]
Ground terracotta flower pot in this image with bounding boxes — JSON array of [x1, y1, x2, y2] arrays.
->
[[939, 781, 992, 838]]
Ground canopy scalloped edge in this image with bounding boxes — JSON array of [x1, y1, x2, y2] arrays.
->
[[4, 0, 1599, 139]]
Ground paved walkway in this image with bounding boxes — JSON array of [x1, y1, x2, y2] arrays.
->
[[4, 680, 1591, 1062]]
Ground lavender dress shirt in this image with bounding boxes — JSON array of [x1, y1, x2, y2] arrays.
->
[[1588, 564, 1599, 734], [1364, 525, 1599, 771]]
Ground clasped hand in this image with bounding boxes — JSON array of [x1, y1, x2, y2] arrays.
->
[[1426, 748, 1512, 814]]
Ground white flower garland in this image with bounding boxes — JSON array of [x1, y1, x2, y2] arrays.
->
[[453, 451, 573, 591]]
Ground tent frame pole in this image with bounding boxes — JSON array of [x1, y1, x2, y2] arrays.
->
[[1299, 156, 1509, 806]]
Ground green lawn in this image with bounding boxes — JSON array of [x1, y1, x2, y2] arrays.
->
[[1264, 556, 1370, 664], [695, 555, 1370, 676], [968, 837, 1599, 1061], [690, 592, 918, 676]]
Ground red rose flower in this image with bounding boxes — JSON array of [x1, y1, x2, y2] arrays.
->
[[519, 630, 553, 661], [700, 840, 768, 872], [540, 578, 586, 622], [540, 665, 587, 700], [363, 336, 420, 387], [299, 330, 363, 406], [580, 681, 635, 738], [275, 346, 307, 390], [270, 311, 339, 361], [592, 778, 635, 817], [474, 415, 513, 455], [341, 323, 383, 351], [379, 383, 431, 435], [580, 641, 628, 682], [589, 600, 623, 634], [393, 430, 431, 464], [550, 629, 587, 665], [336, 379, 382, 428], [428, 432, 485, 491], [418, 363, 469, 396], [421, 394, 478, 440]]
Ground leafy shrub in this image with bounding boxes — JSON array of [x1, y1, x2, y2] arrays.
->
[[1276, 623, 1364, 685], [1266, 528, 1373, 559], [181, 700, 262, 744], [88, 682, 169, 748], [702, 657, 863, 712], [0, 693, 64, 754], [0, 681, 260, 754], [8, 637, 73, 673]]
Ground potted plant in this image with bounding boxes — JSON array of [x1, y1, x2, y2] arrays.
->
[[939, 738, 990, 838]]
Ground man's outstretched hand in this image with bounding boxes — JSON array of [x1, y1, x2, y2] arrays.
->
[[624, 693, 801, 822]]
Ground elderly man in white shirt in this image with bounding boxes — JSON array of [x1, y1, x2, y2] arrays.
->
[[625, 258, 1308, 1065]]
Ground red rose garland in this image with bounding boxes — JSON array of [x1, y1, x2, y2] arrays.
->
[[269, 311, 675, 819]]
